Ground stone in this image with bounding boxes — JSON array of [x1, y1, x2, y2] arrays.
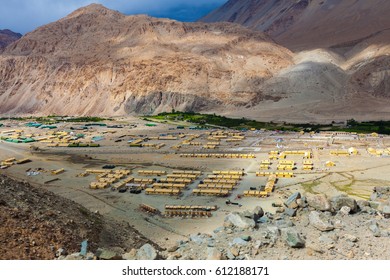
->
[[224, 213, 256, 229], [357, 200, 370, 209], [252, 206, 264, 220], [307, 194, 331, 211], [122, 249, 137, 260], [190, 234, 204, 245], [226, 249, 236, 260], [339, 206, 351, 216], [55, 248, 66, 257], [330, 195, 358, 213], [230, 247, 240, 257], [258, 216, 269, 224], [136, 244, 158, 260], [213, 227, 224, 234], [368, 221, 381, 237], [281, 228, 305, 248], [297, 197, 308, 208], [96, 248, 122, 260], [343, 234, 358, 242], [232, 237, 248, 246], [207, 248, 222, 260], [284, 207, 297, 217], [241, 235, 251, 241], [284, 192, 301, 209], [309, 211, 334, 231], [167, 245, 179, 252], [207, 239, 215, 247], [319, 235, 334, 244], [383, 205, 390, 218], [368, 201, 380, 209]]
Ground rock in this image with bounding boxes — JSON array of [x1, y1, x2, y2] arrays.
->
[[136, 244, 158, 260], [207, 248, 222, 260], [241, 235, 251, 241], [167, 245, 179, 252], [226, 249, 236, 260], [190, 234, 204, 245], [230, 247, 240, 257], [297, 197, 308, 208], [368, 201, 380, 209], [339, 206, 351, 216], [281, 228, 305, 248], [309, 211, 334, 231], [232, 237, 248, 246], [382, 205, 390, 218], [213, 227, 224, 233], [330, 195, 358, 213], [284, 192, 301, 209], [55, 248, 66, 257], [207, 238, 215, 247], [319, 235, 334, 244], [357, 200, 369, 209], [122, 249, 137, 260], [343, 234, 358, 242], [258, 216, 269, 224], [252, 206, 264, 220], [64, 253, 84, 260], [96, 248, 122, 260], [368, 221, 381, 237], [224, 213, 256, 229], [307, 194, 331, 211], [284, 207, 297, 217]]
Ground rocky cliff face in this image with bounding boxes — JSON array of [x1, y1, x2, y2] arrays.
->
[[200, 0, 390, 51], [0, 4, 293, 116], [0, 29, 22, 52]]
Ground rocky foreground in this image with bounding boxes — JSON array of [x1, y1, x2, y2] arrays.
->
[[61, 187, 390, 260], [160, 189, 390, 260], [0, 174, 154, 260]]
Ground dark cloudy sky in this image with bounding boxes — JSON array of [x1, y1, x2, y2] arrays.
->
[[0, 0, 227, 34]]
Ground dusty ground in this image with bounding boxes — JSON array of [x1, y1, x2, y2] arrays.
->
[[1, 118, 390, 258]]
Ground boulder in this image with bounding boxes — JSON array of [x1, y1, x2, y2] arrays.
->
[[136, 244, 158, 260], [368, 221, 381, 237], [232, 237, 248, 246], [285, 208, 297, 217], [252, 206, 264, 220], [343, 234, 358, 243], [383, 205, 390, 218], [281, 228, 305, 248], [339, 206, 351, 216], [284, 192, 301, 209], [330, 195, 358, 213], [224, 213, 256, 229], [309, 211, 334, 231], [307, 194, 331, 211]]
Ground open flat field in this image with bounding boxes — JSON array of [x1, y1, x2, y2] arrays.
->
[[1, 117, 390, 248]]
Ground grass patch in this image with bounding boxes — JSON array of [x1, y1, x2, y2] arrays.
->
[[301, 180, 322, 194]]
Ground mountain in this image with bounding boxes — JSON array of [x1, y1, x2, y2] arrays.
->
[[0, 29, 22, 52], [0, 4, 293, 117], [200, 0, 390, 51], [0, 3, 389, 122]]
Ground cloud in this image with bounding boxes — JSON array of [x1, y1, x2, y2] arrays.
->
[[0, 0, 227, 34]]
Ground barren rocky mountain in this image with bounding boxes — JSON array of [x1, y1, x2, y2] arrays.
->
[[0, 29, 21, 52], [0, 4, 292, 117], [0, 3, 389, 122], [200, 0, 390, 51]]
